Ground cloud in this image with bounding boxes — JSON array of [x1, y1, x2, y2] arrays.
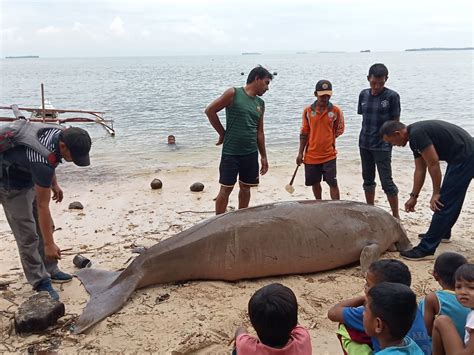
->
[[37, 26, 60, 35], [109, 16, 125, 36], [0, 27, 24, 44], [176, 16, 228, 43]]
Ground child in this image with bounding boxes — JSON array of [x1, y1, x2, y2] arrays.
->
[[364, 282, 424, 354], [233, 283, 311, 354], [419, 252, 469, 337], [327, 259, 431, 354], [432, 263, 474, 355]]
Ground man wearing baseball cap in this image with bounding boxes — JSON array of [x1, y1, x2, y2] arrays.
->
[[296, 80, 345, 200], [0, 124, 91, 300]]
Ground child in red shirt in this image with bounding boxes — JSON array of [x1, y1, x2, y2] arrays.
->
[[233, 283, 312, 354]]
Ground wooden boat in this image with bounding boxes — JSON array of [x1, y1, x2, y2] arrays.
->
[[0, 102, 115, 136]]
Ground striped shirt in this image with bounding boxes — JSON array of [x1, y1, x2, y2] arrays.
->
[[0, 128, 62, 189]]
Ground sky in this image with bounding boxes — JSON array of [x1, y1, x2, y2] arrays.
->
[[0, 0, 473, 57]]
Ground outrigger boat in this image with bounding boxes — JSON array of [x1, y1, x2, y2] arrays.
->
[[0, 103, 115, 136], [0, 84, 115, 136]]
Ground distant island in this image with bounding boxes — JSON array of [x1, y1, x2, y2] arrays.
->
[[242, 52, 261, 55], [5, 55, 39, 59], [319, 51, 346, 53], [405, 47, 473, 52], [360, 49, 371, 53]]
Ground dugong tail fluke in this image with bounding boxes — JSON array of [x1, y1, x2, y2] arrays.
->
[[73, 200, 410, 334], [74, 269, 138, 334]]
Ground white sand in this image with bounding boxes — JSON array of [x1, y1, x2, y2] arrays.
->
[[0, 158, 473, 353]]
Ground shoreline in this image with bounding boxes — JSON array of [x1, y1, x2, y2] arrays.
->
[[0, 156, 473, 353]]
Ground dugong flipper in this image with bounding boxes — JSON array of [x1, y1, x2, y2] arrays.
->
[[74, 200, 410, 334]]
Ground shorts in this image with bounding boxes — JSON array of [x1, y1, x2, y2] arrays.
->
[[219, 151, 259, 187], [305, 159, 337, 187]]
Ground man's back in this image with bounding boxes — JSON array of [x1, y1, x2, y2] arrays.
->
[[407, 120, 474, 163]]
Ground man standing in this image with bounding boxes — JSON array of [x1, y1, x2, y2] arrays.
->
[[380, 120, 473, 260], [205, 66, 272, 214], [358, 63, 401, 218], [296, 80, 345, 199], [0, 123, 92, 299]]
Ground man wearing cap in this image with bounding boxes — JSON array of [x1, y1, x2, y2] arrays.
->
[[358, 63, 401, 218], [0, 125, 92, 300], [297, 80, 345, 199]]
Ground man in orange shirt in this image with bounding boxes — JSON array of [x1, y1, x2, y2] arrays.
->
[[296, 80, 345, 199]]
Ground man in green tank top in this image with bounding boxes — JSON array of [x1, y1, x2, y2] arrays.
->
[[205, 66, 273, 214]]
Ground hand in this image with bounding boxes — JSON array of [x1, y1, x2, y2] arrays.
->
[[404, 197, 417, 212], [44, 242, 61, 260], [430, 193, 444, 212], [296, 154, 303, 166], [51, 184, 63, 203], [215, 134, 224, 146], [260, 157, 269, 175]]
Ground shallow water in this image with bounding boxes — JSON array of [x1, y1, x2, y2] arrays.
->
[[1, 51, 473, 181]]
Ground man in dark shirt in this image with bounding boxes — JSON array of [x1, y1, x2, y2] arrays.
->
[[358, 63, 401, 219], [0, 125, 92, 299], [380, 120, 474, 260]]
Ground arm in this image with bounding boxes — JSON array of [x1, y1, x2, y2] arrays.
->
[[423, 292, 440, 336], [327, 295, 366, 323], [257, 108, 268, 175], [297, 109, 309, 165], [51, 174, 63, 203], [297, 134, 307, 165], [35, 184, 61, 260], [334, 109, 345, 138], [420, 144, 444, 212], [204, 88, 235, 146], [405, 157, 427, 212], [432, 315, 473, 355]]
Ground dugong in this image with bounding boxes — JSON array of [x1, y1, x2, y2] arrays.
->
[[73, 200, 410, 334]]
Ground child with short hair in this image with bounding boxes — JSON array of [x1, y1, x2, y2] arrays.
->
[[364, 282, 424, 354], [419, 252, 469, 336], [327, 259, 430, 354], [432, 263, 474, 355], [233, 283, 312, 354]]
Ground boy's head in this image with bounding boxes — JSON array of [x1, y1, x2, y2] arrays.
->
[[248, 283, 298, 348], [365, 259, 411, 293], [433, 252, 468, 289], [364, 282, 417, 342], [454, 264, 474, 309], [314, 79, 332, 105], [167, 135, 176, 144], [367, 63, 388, 96]]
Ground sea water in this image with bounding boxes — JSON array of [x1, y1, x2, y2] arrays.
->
[[1, 51, 473, 181]]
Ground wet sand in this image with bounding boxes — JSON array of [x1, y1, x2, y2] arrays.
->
[[0, 158, 473, 353]]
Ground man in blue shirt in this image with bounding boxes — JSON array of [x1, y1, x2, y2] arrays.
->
[[358, 63, 401, 219]]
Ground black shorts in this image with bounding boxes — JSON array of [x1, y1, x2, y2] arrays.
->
[[219, 152, 259, 187], [305, 159, 337, 187]]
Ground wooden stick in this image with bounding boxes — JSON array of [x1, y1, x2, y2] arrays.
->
[[41, 83, 45, 122], [288, 164, 300, 186]]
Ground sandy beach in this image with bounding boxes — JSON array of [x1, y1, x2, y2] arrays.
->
[[0, 157, 473, 354]]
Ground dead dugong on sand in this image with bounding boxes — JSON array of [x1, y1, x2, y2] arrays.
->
[[73, 200, 410, 334]]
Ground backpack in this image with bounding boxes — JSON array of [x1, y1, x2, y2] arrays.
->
[[0, 120, 64, 178]]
